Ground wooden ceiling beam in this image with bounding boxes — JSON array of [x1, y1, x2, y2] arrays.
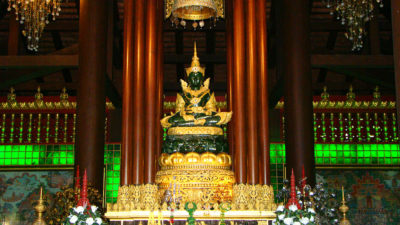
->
[[51, 31, 73, 82], [311, 54, 393, 69], [0, 55, 78, 68]]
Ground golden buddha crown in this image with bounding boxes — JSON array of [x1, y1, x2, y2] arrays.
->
[[186, 42, 206, 76]]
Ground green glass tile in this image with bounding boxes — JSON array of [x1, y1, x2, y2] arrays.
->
[[316, 158, 323, 164], [270, 158, 276, 163], [0, 146, 4, 151], [378, 151, 384, 157], [67, 152, 74, 158], [371, 144, 377, 150], [114, 177, 120, 183], [378, 158, 384, 164], [316, 151, 323, 157], [392, 152, 399, 157], [336, 145, 343, 150], [270, 144, 276, 151], [277, 158, 283, 163], [107, 177, 113, 183], [67, 158, 74, 164], [323, 151, 329, 157], [5, 152, 11, 158], [12, 159, 17, 164], [364, 144, 371, 150], [364, 151, 371, 157], [114, 164, 120, 171], [18, 152, 25, 158], [115, 145, 120, 150], [60, 152, 67, 158], [106, 191, 113, 197], [114, 151, 120, 157], [385, 151, 391, 157], [112, 191, 118, 198], [0, 152, 4, 158], [114, 157, 120, 164], [330, 158, 337, 164], [337, 151, 343, 157], [277, 151, 284, 157], [6, 146, 11, 151], [384, 144, 390, 150], [5, 159, 11, 165], [0, 159, 4, 165], [45, 158, 53, 164], [357, 158, 364, 164], [323, 158, 330, 164], [323, 145, 329, 150], [378, 145, 384, 150], [356, 145, 364, 150], [40, 145, 46, 151], [344, 151, 350, 157], [391, 144, 398, 151], [32, 158, 39, 165], [60, 158, 67, 164], [26, 159, 32, 165], [384, 158, 391, 164], [53, 145, 59, 151], [315, 144, 322, 151], [12, 145, 18, 151], [357, 151, 364, 157], [338, 158, 344, 164], [392, 158, 399, 164], [372, 158, 378, 164], [344, 144, 350, 150], [26, 145, 32, 151], [18, 159, 25, 165], [350, 145, 356, 150], [67, 145, 73, 150], [270, 151, 276, 157], [12, 152, 18, 158], [33, 152, 39, 158], [351, 158, 357, 164], [330, 145, 337, 150], [371, 151, 377, 157], [60, 145, 66, 151], [351, 151, 357, 157], [344, 158, 351, 164]]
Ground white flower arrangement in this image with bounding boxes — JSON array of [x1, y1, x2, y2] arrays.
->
[[63, 205, 107, 225], [273, 204, 316, 225]]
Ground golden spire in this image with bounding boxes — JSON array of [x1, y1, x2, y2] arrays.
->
[[185, 42, 206, 76]]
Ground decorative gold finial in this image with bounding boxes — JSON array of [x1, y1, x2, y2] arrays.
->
[[60, 87, 69, 103], [346, 85, 355, 102], [321, 86, 329, 102], [339, 186, 351, 225], [185, 42, 206, 76], [7, 87, 17, 104], [373, 86, 381, 102], [33, 186, 47, 225]]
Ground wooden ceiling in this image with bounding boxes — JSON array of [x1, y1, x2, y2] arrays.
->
[[0, 0, 395, 107]]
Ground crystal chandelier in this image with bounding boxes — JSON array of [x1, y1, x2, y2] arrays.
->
[[323, 0, 383, 51], [165, 0, 224, 30], [7, 0, 62, 51]]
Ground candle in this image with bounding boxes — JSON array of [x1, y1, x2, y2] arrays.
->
[[342, 186, 345, 202], [40, 186, 43, 199]]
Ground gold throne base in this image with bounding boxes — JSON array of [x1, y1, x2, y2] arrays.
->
[[156, 152, 235, 203]]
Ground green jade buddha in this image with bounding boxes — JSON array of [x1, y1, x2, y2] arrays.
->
[[161, 42, 232, 154]]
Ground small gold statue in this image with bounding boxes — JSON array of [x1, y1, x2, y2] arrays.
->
[[339, 186, 351, 225]]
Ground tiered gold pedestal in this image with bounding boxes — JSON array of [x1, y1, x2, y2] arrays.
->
[[156, 152, 235, 203], [106, 152, 276, 224]]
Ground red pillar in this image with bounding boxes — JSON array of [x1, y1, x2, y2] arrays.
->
[[132, 0, 146, 184], [280, 0, 315, 184], [75, 0, 108, 191], [256, 0, 271, 185], [120, 0, 135, 186], [232, 0, 247, 184], [245, 0, 259, 184], [144, 0, 158, 184], [155, 0, 164, 171], [392, 0, 400, 134]]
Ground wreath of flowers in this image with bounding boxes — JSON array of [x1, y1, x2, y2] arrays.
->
[[273, 204, 316, 225], [64, 205, 106, 225]]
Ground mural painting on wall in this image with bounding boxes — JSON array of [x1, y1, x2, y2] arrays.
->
[[0, 171, 73, 224], [317, 170, 400, 225]]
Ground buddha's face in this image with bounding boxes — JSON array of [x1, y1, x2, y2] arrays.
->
[[188, 72, 204, 90]]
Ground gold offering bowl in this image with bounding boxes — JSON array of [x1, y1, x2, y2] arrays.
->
[[156, 152, 235, 203]]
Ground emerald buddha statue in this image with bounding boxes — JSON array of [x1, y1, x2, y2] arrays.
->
[[161, 43, 232, 154]]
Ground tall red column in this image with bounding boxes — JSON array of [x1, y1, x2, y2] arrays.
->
[[245, 0, 259, 184], [225, 0, 234, 162], [132, 0, 146, 184], [75, 0, 108, 191], [232, 0, 247, 184], [144, 0, 158, 184], [120, 0, 135, 186], [392, 0, 400, 134], [280, 0, 315, 184], [256, 0, 271, 185], [155, 0, 164, 171]]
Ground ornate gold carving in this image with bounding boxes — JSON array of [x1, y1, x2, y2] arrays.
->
[[156, 152, 235, 204], [140, 184, 159, 211], [232, 184, 276, 211], [167, 126, 223, 135], [33, 187, 47, 225], [275, 85, 395, 109], [165, 0, 224, 19], [0, 87, 115, 110]]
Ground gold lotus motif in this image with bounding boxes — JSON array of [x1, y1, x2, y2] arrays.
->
[[159, 152, 231, 168]]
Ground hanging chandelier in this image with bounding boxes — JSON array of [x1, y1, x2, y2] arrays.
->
[[7, 0, 62, 52], [323, 0, 383, 51], [165, 0, 224, 30]]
